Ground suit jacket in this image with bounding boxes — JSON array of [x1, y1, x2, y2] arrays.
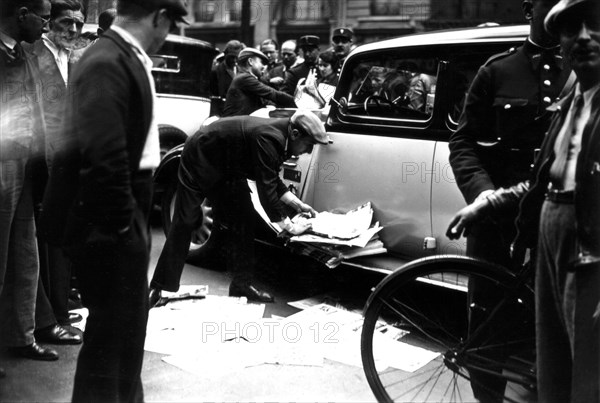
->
[[23, 39, 71, 167], [281, 61, 314, 95], [222, 72, 296, 117], [40, 30, 153, 244], [449, 40, 571, 204], [0, 41, 45, 160], [210, 60, 236, 98], [486, 87, 600, 257], [180, 116, 290, 222]]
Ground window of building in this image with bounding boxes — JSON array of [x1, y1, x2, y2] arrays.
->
[[192, 0, 241, 23]]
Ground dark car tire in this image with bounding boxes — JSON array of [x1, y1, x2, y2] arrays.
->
[[159, 125, 187, 159]]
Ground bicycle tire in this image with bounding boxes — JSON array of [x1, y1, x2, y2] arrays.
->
[[361, 255, 535, 403]]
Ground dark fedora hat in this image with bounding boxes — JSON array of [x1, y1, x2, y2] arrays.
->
[[122, 0, 190, 24], [545, 0, 597, 35]]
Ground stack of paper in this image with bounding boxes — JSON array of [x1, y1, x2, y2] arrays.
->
[[287, 202, 387, 268]]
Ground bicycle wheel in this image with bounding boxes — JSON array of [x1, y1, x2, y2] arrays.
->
[[361, 255, 535, 403]]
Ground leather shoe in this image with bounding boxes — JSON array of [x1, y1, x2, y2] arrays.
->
[[0, 367, 5, 379], [149, 287, 163, 308], [229, 282, 274, 303], [35, 324, 82, 345], [11, 343, 59, 361], [68, 312, 83, 324]]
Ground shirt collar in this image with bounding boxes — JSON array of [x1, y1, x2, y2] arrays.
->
[[579, 82, 600, 106], [42, 34, 70, 57], [110, 25, 153, 68], [0, 30, 17, 50]]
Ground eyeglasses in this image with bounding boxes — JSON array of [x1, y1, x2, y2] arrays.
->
[[29, 9, 50, 25]]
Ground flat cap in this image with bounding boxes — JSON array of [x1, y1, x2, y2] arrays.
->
[[332, 27, 353, 40], [237, 47, 269, 64], [291, 110, 329, 145], [298, 35, 320, 48], [545, 0, 597, 35], [123, 0, 189, 24]]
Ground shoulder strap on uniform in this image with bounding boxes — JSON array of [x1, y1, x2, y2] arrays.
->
[[482, 46, 518, 67]]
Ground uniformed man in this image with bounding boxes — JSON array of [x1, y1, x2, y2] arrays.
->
[[281, 35, 320, 96], [331, 27, 354, 75], [450, 0, 571, 267], [448, 0, 572, 400]]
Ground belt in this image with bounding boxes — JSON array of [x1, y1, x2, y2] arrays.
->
[[545, 188, 574, 204]]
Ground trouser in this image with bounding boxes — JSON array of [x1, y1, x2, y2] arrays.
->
[[0, 159, 40, 347], [151, 178, 255, 292], [31, 155, 72, 326], [71, 176, 152, 403], [536, 199, 600, 403], [466, 217, 516, 402]]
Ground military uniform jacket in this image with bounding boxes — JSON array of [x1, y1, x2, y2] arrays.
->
[[449, 40, 571, 204]]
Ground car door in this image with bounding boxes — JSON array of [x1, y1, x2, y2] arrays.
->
[[304, 48, 446, 259]]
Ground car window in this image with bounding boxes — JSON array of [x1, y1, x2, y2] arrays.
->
[[345, 52, 439, 120], [151, 41, 214, 99]]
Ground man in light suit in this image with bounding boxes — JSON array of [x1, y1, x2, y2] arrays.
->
[[40, 0, 188, 401]]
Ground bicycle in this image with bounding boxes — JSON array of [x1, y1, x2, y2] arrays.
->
[[360, 255, 536, 402]]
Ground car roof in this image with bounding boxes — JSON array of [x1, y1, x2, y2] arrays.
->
[[350, 24, 529, 57], [82, 23, 214, 50]]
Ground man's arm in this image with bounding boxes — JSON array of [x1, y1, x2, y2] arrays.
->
[[446, 180, 529, 239], [73, 55, 136, 230], [240, 74, 297, 108], [448, 66, 497, 204]]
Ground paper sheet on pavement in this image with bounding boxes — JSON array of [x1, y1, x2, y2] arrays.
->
[[145, 295, 265, 355]]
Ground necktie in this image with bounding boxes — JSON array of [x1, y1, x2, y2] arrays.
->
[[550, 94, 584, 185]]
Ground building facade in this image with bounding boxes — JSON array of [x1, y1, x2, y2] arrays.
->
[[84, 0, 524, 52]]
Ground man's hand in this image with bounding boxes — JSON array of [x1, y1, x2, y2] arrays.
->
[[297, 202, 317, 218], [446, 199, 490, 240], [270, 77, 284, 85], [277, 217, 312, 235], [280, 191, 317, 218]]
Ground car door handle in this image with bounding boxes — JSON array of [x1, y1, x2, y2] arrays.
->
[[283, 162, 298, 168]]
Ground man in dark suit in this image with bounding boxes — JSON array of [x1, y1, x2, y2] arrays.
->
[[24, 0, 85, 342], [281, 35, 320, 95], [149, 111, 328, 304], [40, 0, 188, 401], [448, 0, 600, 400], [0, 0, 59, 367], [222, 47, 296, 117]]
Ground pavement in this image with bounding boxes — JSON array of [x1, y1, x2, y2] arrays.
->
[[0, 219, 384, 402]]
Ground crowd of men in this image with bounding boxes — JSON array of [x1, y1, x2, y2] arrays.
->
[[209, 27, 355, 117], [1, 0, 600, 402]]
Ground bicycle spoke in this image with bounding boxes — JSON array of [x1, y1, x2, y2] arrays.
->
[[379, 294, 460, 349]]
